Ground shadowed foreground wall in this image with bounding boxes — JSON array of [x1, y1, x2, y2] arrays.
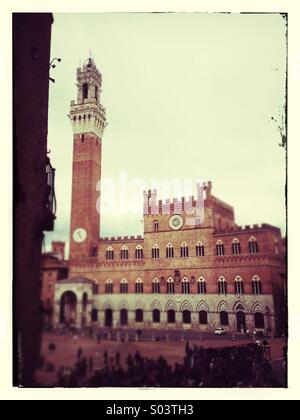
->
[[13, 13, 53, 387]]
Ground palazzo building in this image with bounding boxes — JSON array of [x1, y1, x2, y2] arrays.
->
[[53, 58, 286, 335]]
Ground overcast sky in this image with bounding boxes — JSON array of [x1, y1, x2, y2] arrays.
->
[[45, 12, 286, 255]]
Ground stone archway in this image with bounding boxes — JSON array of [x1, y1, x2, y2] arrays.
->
[[236, 311, 246, 333], [120, 308, 128, 326], [254, 312, 265, 329], [182, 310, 191, 324], [105, 308, 113, 327], [59, 291, 77, 325]]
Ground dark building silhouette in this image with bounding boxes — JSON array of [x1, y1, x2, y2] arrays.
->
[[13, 13, 55, 387]]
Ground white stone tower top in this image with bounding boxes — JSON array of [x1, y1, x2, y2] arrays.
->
[[68, 57, 107, 139]]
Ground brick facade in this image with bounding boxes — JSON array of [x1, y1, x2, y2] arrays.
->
[[53, 59, 286, 336]]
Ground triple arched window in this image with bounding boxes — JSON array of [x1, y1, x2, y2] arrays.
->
[[120, 245, 129, 260], [152, 244, 160, 259], [135, 245, 144, 259], [252, 275, 262, 295], [196, 241, 205, 257], [180, 243, 189, 258], [135, 278, 143, 294], [218, 276, 227, 294], [120, 278, 128, 294], [181, 277, 190, 294], [105, 279, 113, 294], [234, 276, 244, 295], [166, 243, 174, 258], [249, 236, 259, 254], [167, 278, 175, 294], [152, 278, 160, 294], [232, 239, 241, 255], [106, 246, 114, 260], [197, 277, 207, 294], [216, 240, 225, 256]]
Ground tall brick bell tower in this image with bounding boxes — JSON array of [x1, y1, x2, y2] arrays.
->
[[68, 58, 106, 259]]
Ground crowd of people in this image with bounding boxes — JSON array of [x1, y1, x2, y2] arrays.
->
[[48, 341, 286, 388]]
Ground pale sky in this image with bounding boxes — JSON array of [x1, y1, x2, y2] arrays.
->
[[45, 12, 286, 254]]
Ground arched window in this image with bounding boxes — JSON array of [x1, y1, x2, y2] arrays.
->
[[182, 310, 191, 324], [181, 277, 190, 294], [254, 312, 265, 329], [197, 277, 207, 294], [249, 236, 259, 254], [199, 310, 208, 325], [167, 309, 176, 323], [95, 85, 98, 101], [218, 276, 227, 294], [152, 278, 160, 294], [82, 83, 88, 99], [166, 243, 174, 258], [154, 221, 159, 232], [120, 278, 128, 294], [135, 309, 144, 323], [135, 278, 143, 294], [105, 279, 113, 294], [232, 239, 241, 255], [135, 245, 144, 259], [220, 311, 229, 326], [196, 241, 205, 257], [120, 245, 129, 260], [153, 309, 160, 323], [235, 276, 244, 295], [106, 246, 114, 260], [252, 275, 262, 295], [216, 240, 225, 256], [152, 244, 160, 259], [180, 242, 189, 258], [167, 278, 175, 294]]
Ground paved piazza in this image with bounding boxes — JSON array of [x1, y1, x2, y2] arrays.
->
[[36, 333, 286, 386]]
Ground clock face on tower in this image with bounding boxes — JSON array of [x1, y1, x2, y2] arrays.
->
[[169, 214, 184, 231], [73, 228, 87, 243]]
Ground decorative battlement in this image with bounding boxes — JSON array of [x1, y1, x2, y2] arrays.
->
[[143, 182, 210, 216], [214, 223, 281, 235], [239, 223, 280, 232], [100, 235, 144, 243]]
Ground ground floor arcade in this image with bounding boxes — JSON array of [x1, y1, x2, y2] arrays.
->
[[53, 278, 276, 335]]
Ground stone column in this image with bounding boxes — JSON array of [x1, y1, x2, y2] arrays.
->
[[160, 311, 167, 325], [175, 311, 182, 325], [246, 314, 254, 332], [85, 302, 93, 327], [207, 312, 217, 332], [144, 310, 152, 326], [128, 309, 135, 328], [228, 314, 236, 332], [265, 313, 275, 337], [99, 310, 105, 328], [191, 312, 198, 326], [76, 300, 82, 329], [53, 300, 60, 327]]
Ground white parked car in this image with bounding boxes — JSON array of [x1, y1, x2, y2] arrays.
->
[[214, 327, 228, 335]]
